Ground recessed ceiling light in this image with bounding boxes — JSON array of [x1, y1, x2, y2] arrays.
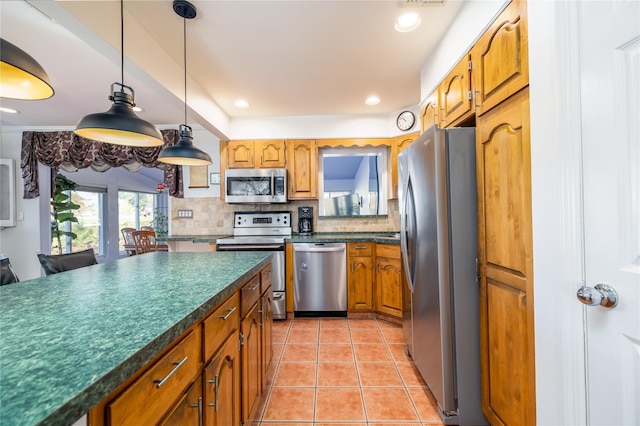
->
[[132, 106, 143, 112], [365, 96, 380, 106], [234, 99, 250, 108], [0, 107, 19, 114], [395, 12, 421, 32]]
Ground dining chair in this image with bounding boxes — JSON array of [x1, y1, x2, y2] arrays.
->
[[37, 248, 98, 276], [131, 230, 159, 254], [1, 257, 20, 285], [121, 227, 137, 256]]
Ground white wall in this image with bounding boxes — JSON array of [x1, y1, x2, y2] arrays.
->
[[180, 127, 221, 199]]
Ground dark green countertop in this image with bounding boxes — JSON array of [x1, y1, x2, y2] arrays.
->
[[0, 252, 272, 426], [159, 233, 400, 245]]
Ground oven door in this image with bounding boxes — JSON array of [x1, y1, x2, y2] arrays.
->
[[215, 244, 286, 320]]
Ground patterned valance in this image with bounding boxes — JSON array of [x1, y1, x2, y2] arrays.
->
[[20, 130, 184, 199]]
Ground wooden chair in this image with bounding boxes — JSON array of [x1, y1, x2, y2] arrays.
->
[[131, 230, 158, 254], [121, 227, 137, 256]]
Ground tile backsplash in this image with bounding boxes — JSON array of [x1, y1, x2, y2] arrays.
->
[[169, 198, 399, 235]]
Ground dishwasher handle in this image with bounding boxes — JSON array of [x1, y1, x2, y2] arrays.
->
[[293, 244, 345, 253]]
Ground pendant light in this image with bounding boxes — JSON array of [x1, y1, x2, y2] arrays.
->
[[0, 38, 54, 100], [74, 0, 163, 147], [158, 0, 212, 166]]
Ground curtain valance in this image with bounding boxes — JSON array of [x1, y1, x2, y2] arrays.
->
[[20, 130, 184, 199]]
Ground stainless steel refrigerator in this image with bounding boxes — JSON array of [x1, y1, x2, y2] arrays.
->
[[398, 125, 487, 425]]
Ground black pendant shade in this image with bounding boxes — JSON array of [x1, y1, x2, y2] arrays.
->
[[158, 124, 212, 166], [75, 83, 163, 147], [0, 38, 54, 100], [74, 0, 163, 147], [158, 0, 212, 166]]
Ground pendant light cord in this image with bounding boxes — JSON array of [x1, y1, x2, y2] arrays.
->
[[183, 16, 187, 125], [120, 0, 124, 87]]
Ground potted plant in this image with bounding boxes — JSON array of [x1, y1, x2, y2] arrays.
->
[[50, 173, 80, 254], [152, 208, 168, 238]]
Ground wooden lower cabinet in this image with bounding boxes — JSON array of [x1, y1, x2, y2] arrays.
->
[[347, 243, 374, 311], [375, 244, 402, 318], [241, 302, 262, 424], [90, 265, 273, 426], [204, 331, 241, 426], [160, 376, 202, 426]]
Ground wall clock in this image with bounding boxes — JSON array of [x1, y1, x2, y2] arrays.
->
[[396, 110, 415, 131]]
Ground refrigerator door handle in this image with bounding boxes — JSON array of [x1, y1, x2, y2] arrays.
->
[[400, 176, 416, 292]]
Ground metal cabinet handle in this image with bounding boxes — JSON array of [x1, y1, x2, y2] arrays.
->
[[218, 307, 237, 320], [249, 283, 260, 291], [190, 396, 203, 426], [577, 284, 618, 308], [354, 245, 368, 249], [154, 356, 188, 388], [207, 375, 219, 412]]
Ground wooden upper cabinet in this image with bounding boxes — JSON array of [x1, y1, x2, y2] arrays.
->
[[471, 0, 529, 117], [286, 139, 318, 200], [227, 141, 255, 168], [439, 53, 473, 127], [420, 91, 439, 132], [255, 140, 286, 168], [390, 133, 419, 199]]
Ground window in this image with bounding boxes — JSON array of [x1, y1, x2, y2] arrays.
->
[[52, 188, 106, 255], [118, 191, 156, 252]]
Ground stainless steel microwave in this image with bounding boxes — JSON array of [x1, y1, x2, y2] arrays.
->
[[224, 168, 287, 203]]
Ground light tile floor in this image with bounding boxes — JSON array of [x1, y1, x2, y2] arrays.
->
[[252, 316, 444, 425]]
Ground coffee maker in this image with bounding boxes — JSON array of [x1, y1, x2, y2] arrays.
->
[[297, 207, 313, 236]]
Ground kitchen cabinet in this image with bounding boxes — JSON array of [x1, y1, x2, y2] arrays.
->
[[203, 330, 241, 426], [286, 139, 318, 199], [439, 53, 474, 128], [240, 275, 263, 425], [375, 244, 402, 318], [420, 90, 439, 132], [390, 132, 419, 199], [226, 140, 286, 169], [160, 376, 202, 426], [471, 0, 529, 117], [260, 285, 273, 389], [476, 87, 534, 426], [347, 242, 374, 311]]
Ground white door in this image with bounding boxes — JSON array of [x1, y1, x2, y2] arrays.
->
[[578, 1, 640, 425]]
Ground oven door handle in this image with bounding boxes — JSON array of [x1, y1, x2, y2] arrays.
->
[[217, 244, 284, 251]]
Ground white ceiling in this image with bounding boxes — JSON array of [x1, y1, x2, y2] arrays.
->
[[0, 0, 464, 139]]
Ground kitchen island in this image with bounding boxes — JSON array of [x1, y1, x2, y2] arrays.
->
[[0, 251, 272, 426]]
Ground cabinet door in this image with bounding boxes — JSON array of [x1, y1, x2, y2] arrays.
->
[[204, 332, 241, 426], [471, 0, 529, 117], [375, 257, 402, 318], [439, 53, 473, 127], [347, 256, 373, 311], [476, 88, 534, 426], [420, 91, 439, 132], [256, 140, 286, 168], [286, 140, 318, 199], [160, 376, 202, 426], [228, 141, 255, 168], [240, 305, 262, 424], [260, 286, 273, 390], [390, 133, 418, 199]]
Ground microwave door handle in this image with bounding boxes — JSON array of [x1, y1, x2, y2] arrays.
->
[[271, 171, 275, 199]]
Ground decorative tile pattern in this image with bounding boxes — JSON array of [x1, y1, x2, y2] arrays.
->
[[256, 317, 444, 425]]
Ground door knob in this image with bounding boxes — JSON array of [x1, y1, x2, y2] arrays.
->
[[576, 284, 618, 308]]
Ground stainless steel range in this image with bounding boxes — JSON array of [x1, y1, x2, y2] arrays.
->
[[215, 211, 291, 320]]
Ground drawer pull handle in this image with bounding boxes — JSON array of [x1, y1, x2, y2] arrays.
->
[[218, 307, 237, 320], [355, 245, 368, 249], [154, 356, 188, 388], [250, 283, 260, 291]]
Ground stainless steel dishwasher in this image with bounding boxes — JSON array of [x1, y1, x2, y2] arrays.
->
[[293, 242, 347, 317]]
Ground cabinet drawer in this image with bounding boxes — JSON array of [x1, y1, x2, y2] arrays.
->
[[241, 274, 261, 317], [261, 264, 273, 290], [375, 243, 400, 260], [108, 329, 200, 426], [203, 292, 239, 362], [348, 242, 373, 257]]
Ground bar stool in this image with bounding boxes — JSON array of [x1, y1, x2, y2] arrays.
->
[[37, 248, 98, 276], [1, 257, 20, 285]]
